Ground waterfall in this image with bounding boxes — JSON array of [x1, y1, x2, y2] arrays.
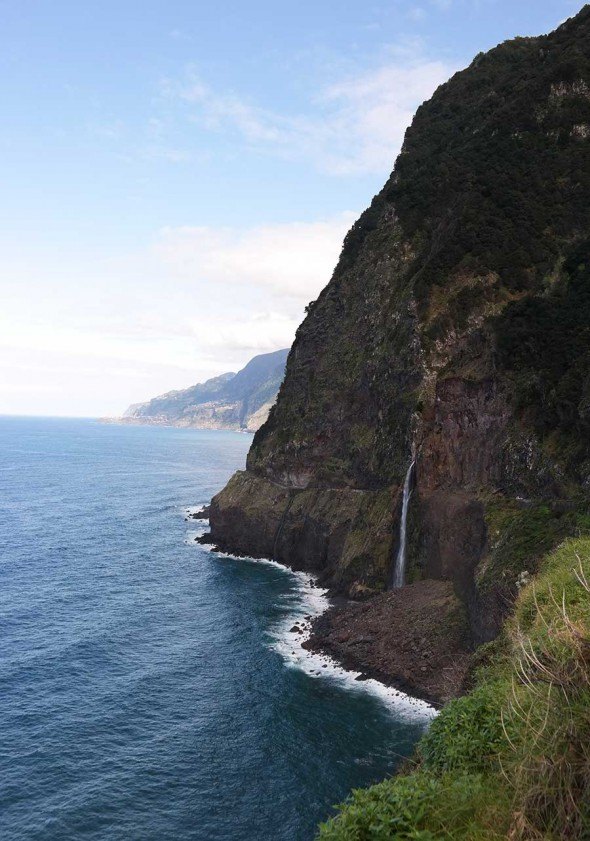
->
[[392, 460, 415, 588]]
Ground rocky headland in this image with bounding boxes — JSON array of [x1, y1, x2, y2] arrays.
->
[[200, 8, 590, 837], [201, 8, 590, 709]]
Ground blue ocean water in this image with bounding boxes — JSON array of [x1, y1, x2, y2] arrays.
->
[[0, 417, 431, 841]]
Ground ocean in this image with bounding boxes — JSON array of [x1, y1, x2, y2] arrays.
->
[[0, 417, 433, 841]]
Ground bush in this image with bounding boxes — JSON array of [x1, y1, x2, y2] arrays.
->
[[317, 772, 510, 841], [417, 683, 508, 774]]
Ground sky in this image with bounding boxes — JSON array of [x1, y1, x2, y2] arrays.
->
[[0, 0, 583, 417]]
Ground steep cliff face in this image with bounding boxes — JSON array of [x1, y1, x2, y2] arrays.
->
[[209, 8, 590, 644]]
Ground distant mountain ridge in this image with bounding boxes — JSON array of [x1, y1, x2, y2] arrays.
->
[[120, 348, 289, 432]]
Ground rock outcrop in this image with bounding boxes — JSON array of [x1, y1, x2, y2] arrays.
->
[[208, 9, 590, 661], [305, 580, 472, 705]]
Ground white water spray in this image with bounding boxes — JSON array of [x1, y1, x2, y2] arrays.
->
[[392, 460, 415, 588]]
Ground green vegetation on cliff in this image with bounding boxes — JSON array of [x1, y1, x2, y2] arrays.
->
[[202, 8, 590, 838], [388, 17, 590, 314], [311, 10, 590, 836], [247, 5, 590, 492], [212, 6, 590, 614], [318, 536, 590, 839]]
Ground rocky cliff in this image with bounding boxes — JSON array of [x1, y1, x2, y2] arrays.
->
[[208, 9, 590, 661], [120, 348, 288, 432]]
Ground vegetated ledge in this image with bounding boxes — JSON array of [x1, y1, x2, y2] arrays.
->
[[304, 580, 473, 707]]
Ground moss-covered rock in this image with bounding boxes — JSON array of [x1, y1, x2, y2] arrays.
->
[[209, 471, 399, 595]]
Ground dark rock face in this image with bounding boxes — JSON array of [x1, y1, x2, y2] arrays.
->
[[418, 492, 486, 586], [418, 379, 511, 495], [247, 205, 420, 491], [209, 472, 291, 559], [210, 9, 590, 656], [209, 472, 399, 594], [305, 580, 472, 706]]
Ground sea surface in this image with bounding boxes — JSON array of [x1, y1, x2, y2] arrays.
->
[[0, 417, 433, 841]]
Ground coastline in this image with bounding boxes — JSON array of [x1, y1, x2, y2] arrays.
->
[[190, 509, 437, 718], [303, 582, 472, 708], [100, 417, 255, 433]]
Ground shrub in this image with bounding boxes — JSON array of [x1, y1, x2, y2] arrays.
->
[[318, 537, 590, 840], [417, 683, 508, 774], [317, 772, 510, 841]]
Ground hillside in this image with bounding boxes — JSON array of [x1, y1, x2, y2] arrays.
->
[[120, 348, 288, 432], [208, 5, 590, 635], [203, 7, 590, 838]]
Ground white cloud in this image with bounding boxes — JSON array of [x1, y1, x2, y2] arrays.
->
[[0, 213, 355, 415], [152, 212, 356, 300], [163, 52, 456, 175], [2, 41, 459, 416], [185, 311, 300, 355]]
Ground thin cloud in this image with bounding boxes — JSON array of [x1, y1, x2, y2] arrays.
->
[[152, 212, 357, 300], [0, 212, 356, 414], [186, 312, 301, 355], [162, 51, 456, 175]]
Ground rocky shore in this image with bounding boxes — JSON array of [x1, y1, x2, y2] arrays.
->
[[304, 580, 472, 706], [186, 505, 210, 520], [198, 503, 469, 706]]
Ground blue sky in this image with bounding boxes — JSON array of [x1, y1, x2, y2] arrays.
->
[[0, 0, 582, 416]]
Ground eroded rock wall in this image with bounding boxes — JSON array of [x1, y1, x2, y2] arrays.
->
[[209, 9, 590, 645], [210, 471, 400, 596]]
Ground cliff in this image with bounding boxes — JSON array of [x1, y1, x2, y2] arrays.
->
[[120, 348, 288, 432], [208, 7, 590, 657]]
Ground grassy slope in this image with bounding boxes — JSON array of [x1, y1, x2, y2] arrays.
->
[[318, 536, 590, 840]]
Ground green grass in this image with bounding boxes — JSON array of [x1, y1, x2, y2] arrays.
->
[[317, 772, 511, 841], [318, 536, 590, 840], [478, 500, 585, 594]]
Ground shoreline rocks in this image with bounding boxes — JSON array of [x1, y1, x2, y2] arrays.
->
[[188, 505, 210, 520], [197, 524, 468, 706], [304, 580, 473, 706]]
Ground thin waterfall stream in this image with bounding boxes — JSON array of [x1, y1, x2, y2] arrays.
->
[[392, 460, 415, 588]]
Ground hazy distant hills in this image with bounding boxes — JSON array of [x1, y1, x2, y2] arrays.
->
[[120, 348, 289, 432]]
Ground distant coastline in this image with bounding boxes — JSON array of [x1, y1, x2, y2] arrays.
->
[[100, 416, 255, 433], [112, 348, 288, 434]]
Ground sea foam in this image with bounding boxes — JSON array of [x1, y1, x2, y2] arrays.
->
[[189, 519, 436, 721]]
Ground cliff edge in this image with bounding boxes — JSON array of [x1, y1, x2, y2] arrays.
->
[[208, 8, 590, 676]]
